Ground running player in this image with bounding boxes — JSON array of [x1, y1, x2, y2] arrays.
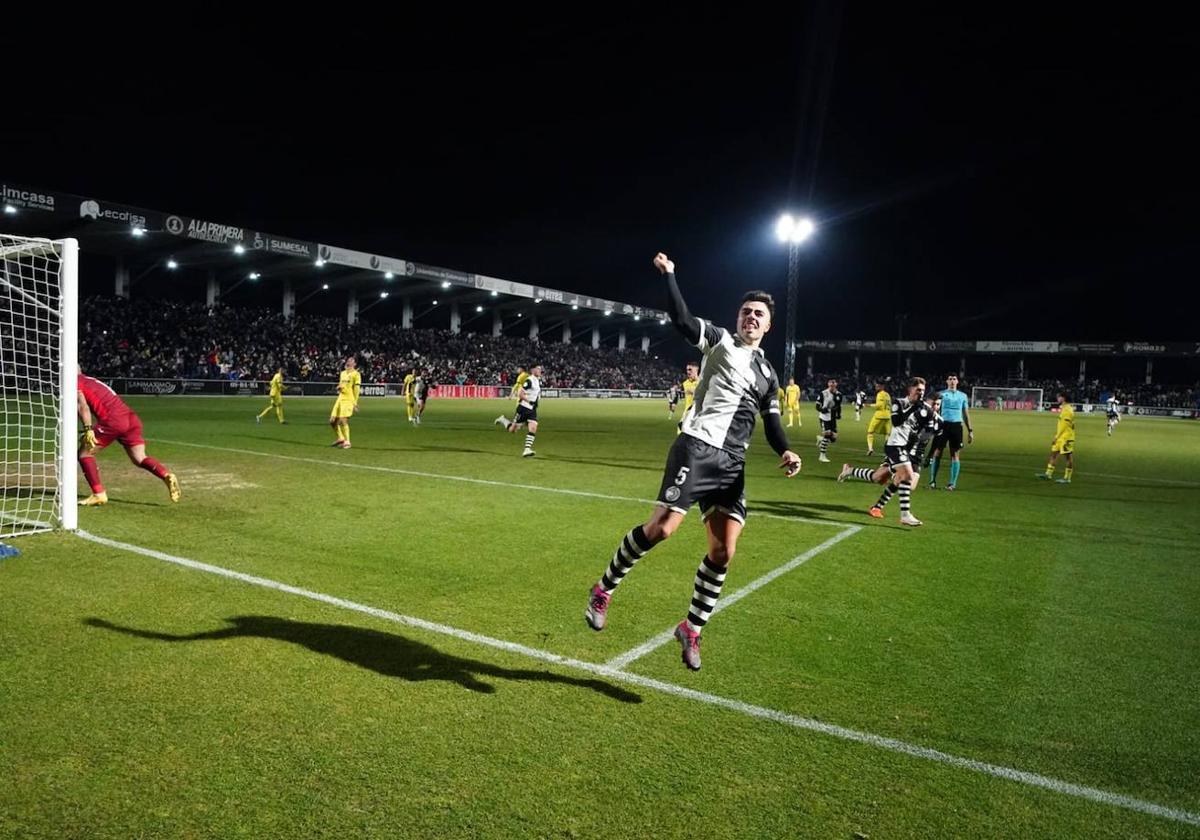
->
[[584, 252, 801, 671], [1106, 395, 1121, 436], [502, 364, 542, 456], [77, 370, 181, 506], [854, 388, 866, 421], [414, 374, 429, 424]]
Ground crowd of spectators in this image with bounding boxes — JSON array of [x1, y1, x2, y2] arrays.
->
[[78, 296, 678, 390]]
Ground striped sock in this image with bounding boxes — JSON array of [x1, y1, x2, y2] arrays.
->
[[686, 556, 727, 634], [851, 467, 875, 481], [874, 483, 895, 509], [899, 480, 912, 514], [819, 438, 829, 455], [600, 525, 653, 592], [524, 433, 536, 451]]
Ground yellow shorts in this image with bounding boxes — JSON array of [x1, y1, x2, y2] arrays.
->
[[867, 417, 891, 436], [330, 398, 355, 419], [1051, 436, 1075, 454], [786, 403, 800, 412], [269, 395, 283, 406]]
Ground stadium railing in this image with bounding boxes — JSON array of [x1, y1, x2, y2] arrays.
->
[[101, 378, 669, 400]]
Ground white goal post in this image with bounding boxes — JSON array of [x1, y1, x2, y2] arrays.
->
[[1, 234, 77, 537], [970, 386, 1044, 412]]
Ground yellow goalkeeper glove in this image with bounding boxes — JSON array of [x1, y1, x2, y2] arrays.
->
[[82, 425, 97, 449]]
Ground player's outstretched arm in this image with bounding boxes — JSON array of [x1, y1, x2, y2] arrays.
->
[[655, 252, 703, 345]]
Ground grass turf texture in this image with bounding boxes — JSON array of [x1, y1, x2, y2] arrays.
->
[[2, 396, 1198, 838]]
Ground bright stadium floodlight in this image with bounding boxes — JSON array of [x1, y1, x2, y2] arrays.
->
[[604, 310, 612, 316], [534, 298, 542, 304], [475, 305, 483, 312], [233, 243, 245, 255], [166, 259, 178, 270], [776, 213, 815, 244], [571, 304, 578, 310], [441, 281, 451, 289], [634, 315, 641, 321], [490, 290, 498, 297], [321, 283, 329, 290], [384, 272, 394, 280], [381, 291, 389, 299], [432, 299, 439, 306], [248, 272, 260, 280], [4, 204, 17, 214], [315, 258, 325, 267], [131, 227, 145, 237]]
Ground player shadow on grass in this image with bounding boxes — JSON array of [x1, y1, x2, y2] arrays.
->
[[752, 499, 905, 528], [83, 616, 641, 703]]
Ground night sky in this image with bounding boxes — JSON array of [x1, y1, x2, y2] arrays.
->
[[4, 9, 1198, 359]]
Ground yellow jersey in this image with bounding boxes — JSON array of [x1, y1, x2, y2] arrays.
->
[[873, 390, 892, 419], [1056, 403, 1076, 441], [785, 384, 801, 408], [404, 373, 416, 400], [682, 378, 698, 411], [269, 372, 283, 397], [339, 369, 361, 405]]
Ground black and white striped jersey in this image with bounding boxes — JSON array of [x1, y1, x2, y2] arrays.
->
[[817, 389, 843, 422], [679, 319, 781, 457], [519, 376, 541, 409], [855, 391, 866, 409], [887, 397, 939, 450]]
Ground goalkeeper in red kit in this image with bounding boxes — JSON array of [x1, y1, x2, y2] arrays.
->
[[77, 371, 181, 506]]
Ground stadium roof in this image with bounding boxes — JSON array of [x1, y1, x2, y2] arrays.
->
[[0, 181, 670, 332]]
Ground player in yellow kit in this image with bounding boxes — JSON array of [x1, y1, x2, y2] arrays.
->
[[255, 367, 287, 424], [676, 362, 699, 434], [866, 380, 892, 456], [329, 356, 361, 449], [510, 367, 530, 400], [1039, 391, 1076, 483], [404, 369, 418, 425], [785, 377, 801, 427]]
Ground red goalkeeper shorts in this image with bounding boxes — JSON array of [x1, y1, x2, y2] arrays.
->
[[93, 411, 145, 450]]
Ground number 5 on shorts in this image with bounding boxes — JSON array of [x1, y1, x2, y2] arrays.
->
[[674, 466, 691, 486]]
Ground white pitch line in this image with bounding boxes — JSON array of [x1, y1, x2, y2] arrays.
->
[[73, 530, 1200, 829], [155, 439, 848, 528], [605, 523, 863, 669]]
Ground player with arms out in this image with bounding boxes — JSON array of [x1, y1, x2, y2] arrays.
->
[[1038, 391, 1076, 483], [255, 366, 287, 425], [816, 378, 841, 463], [329, 356, 361, 448], [77, 370, 181, 506], [927, 374, 973, 490], [785, 376, 801, 428], [584, 253, 801, 671]]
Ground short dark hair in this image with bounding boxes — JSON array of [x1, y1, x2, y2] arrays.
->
[[1057, 390, 1069, 400], [740, 291, 775, 322], [909, 377, 926, 388]]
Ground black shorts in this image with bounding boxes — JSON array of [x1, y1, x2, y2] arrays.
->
[[514, 404, 538, 424], [821, 418, 838, 435], [884, 444, 915, 472], [932, 421, 964, 454], [656, 434, 746, 524]]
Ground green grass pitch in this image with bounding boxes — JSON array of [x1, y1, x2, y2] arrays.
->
[[2, 396, 1198, 838]]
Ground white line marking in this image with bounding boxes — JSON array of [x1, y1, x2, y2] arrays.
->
[[606, 524, 863, 669], [155, 439, 850, 527], [73, 530, 1200, 828]]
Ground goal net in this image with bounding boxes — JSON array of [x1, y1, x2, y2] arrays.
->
[[970, 386, 1044, 412], [1, 234, 77, 537]]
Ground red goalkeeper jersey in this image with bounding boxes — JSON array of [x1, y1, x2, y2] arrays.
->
[[78, 374, 131, 425]]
